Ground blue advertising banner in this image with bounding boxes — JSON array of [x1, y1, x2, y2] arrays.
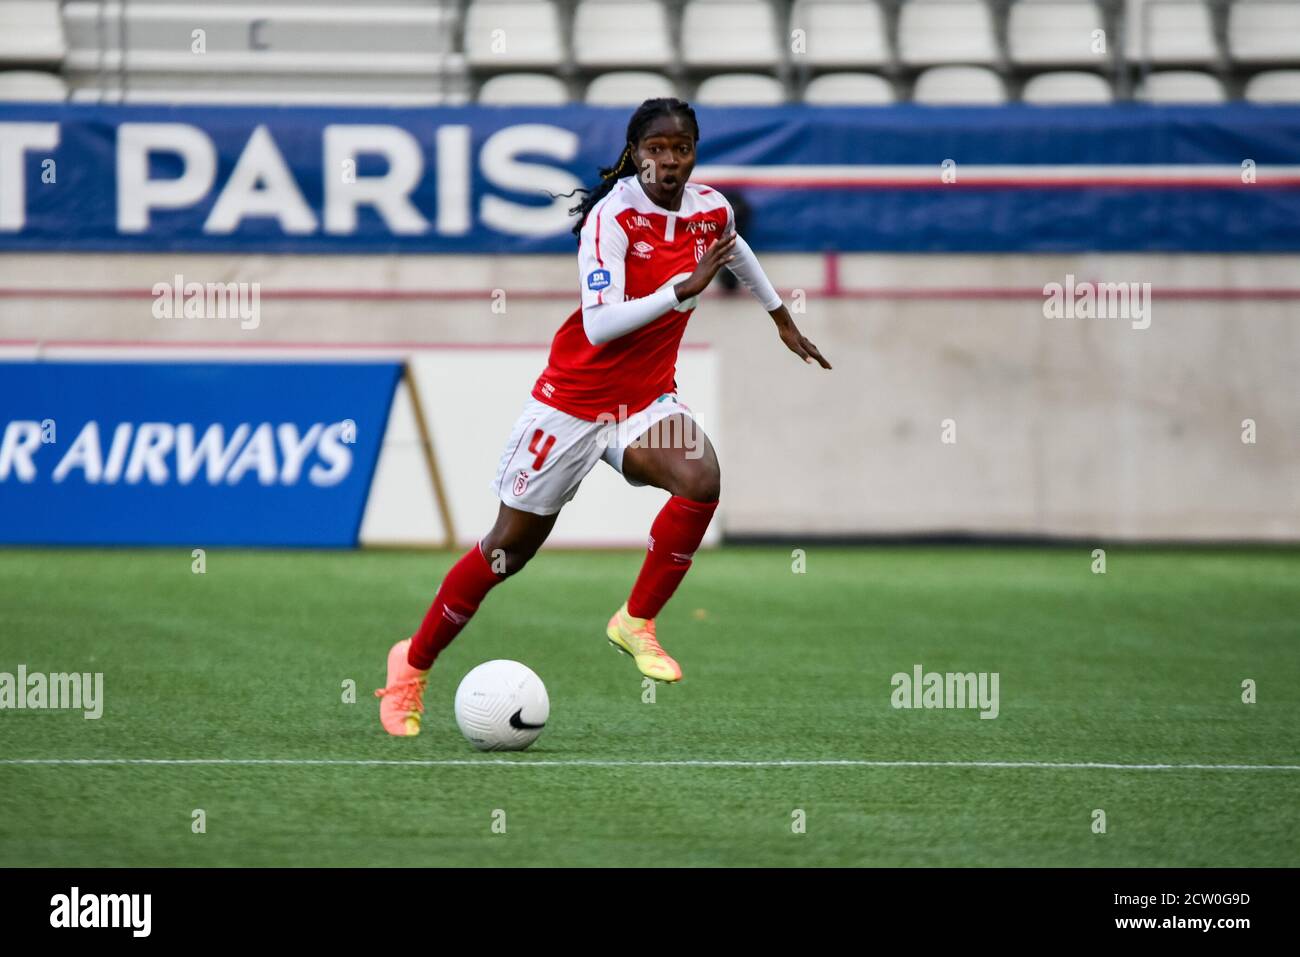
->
[[0, 103, 1298, 253], [0, 361, 401, 546]]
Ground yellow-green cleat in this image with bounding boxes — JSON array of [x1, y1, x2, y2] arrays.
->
[[606, 602, 683, 682]]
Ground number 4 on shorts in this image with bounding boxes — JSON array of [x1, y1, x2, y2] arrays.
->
[[528, 429, 556, 470]]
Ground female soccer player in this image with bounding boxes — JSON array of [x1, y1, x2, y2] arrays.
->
[[377, 97, 830, 736]]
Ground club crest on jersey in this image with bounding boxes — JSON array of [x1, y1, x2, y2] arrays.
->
[[586, 269, 611, 291], [513, 470, 529, 496], [694, 238, 706, 263], [632, 241, 654, 258]]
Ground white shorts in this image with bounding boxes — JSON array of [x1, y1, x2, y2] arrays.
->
[[491, 392, 697, 515]]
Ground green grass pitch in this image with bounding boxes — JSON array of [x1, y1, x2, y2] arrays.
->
[[1, 545, 1297, 867]]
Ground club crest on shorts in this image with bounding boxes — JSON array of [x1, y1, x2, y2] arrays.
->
[[513, 470, 529, 496]]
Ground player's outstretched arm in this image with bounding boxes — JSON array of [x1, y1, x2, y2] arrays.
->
[[769, 303, 831, 369], [723, 229, 832, 370]]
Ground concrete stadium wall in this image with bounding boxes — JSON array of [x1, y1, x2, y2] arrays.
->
[[2, 252, 1297, 541]]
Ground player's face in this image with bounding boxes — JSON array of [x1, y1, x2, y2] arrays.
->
[[633, 116, 696, 209]]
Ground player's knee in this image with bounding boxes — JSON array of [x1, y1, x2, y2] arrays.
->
[[675, 464, 721, 503], [503, 547, 538, 576], [480, 540, 540, 577]]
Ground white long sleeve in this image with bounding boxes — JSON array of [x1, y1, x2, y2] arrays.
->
[[573, 182, 782, 347], [726, 233, 783, 311], [576, 193, 687, 346], [582, 285, 684, 345]]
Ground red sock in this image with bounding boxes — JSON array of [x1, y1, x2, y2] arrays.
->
[[408, 543, 505, 670], [627, 496, 719, 620]]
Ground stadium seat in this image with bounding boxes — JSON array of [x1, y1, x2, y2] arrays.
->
[[1007, 1, 1110, 68], [790, 0, 890, 68], [573, 2, 673, 68], [70, 85, 467, 106], [694, 72, 786, 104], [1244, 69, 1300, 102], [1021, 71, 1114, 103], [1125, 0, 1218, 66], [63, 3, 457, 63], [1135, 70, 1228, 102], [0, 1, 65, 66], [66, 68, 469, 106], [464, 0, 563, 68], [0, 69, 66, 101], [912, 65, 1008, 103], [62, 2, 464, 104], [897, 1, 999, 67], [1228, 1, 1300, 64], [803, 71, 896, 104], [681, 0, 781, 68], [585, 71, 677, 104], [478, 72, 569, 104]]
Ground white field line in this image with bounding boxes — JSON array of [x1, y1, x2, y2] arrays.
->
[[1, 759, 1298, 771]]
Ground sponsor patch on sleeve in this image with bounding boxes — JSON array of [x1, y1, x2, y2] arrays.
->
[[586, 269, 611, 291]]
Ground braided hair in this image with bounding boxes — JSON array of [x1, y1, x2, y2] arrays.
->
[[568, 98, 700, 239]]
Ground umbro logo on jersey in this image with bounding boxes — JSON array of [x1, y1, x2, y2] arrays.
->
[[632, 241, 654, 258], [586, 268, 611, 291]]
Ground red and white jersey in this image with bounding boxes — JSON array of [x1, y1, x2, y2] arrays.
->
[[532, 175, 733, 421]]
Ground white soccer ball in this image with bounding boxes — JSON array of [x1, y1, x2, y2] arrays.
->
[[453, 660, 550, 752]]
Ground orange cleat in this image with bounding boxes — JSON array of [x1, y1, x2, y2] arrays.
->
[[375, 638, 429, 737]]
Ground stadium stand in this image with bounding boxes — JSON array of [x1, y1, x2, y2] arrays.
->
[[584, 69, 678, 102], [694, 70, 787, 101], [1007, 1, 1110, 68], [1021, 69, 1116, 102], [912, 64, 1009, 102], [802, 70, 897, 103], [1136, 68, 1229, 100], [464, 0, 562, 68], [1243, 67, 1300, 99], [1124, 0, 1219, 66], [478, 70, 570, 102], [896, 1, 1000, 67], [789, 0, 890, 68], [0, 0, 1296, 105], [61, 0, 464, 103], [0, 0, 65, 65], [680, 0, 783, 69], [573, 1, 674, 68], [1229, 0, 1300, 63], [0, 69, 68, 100]]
